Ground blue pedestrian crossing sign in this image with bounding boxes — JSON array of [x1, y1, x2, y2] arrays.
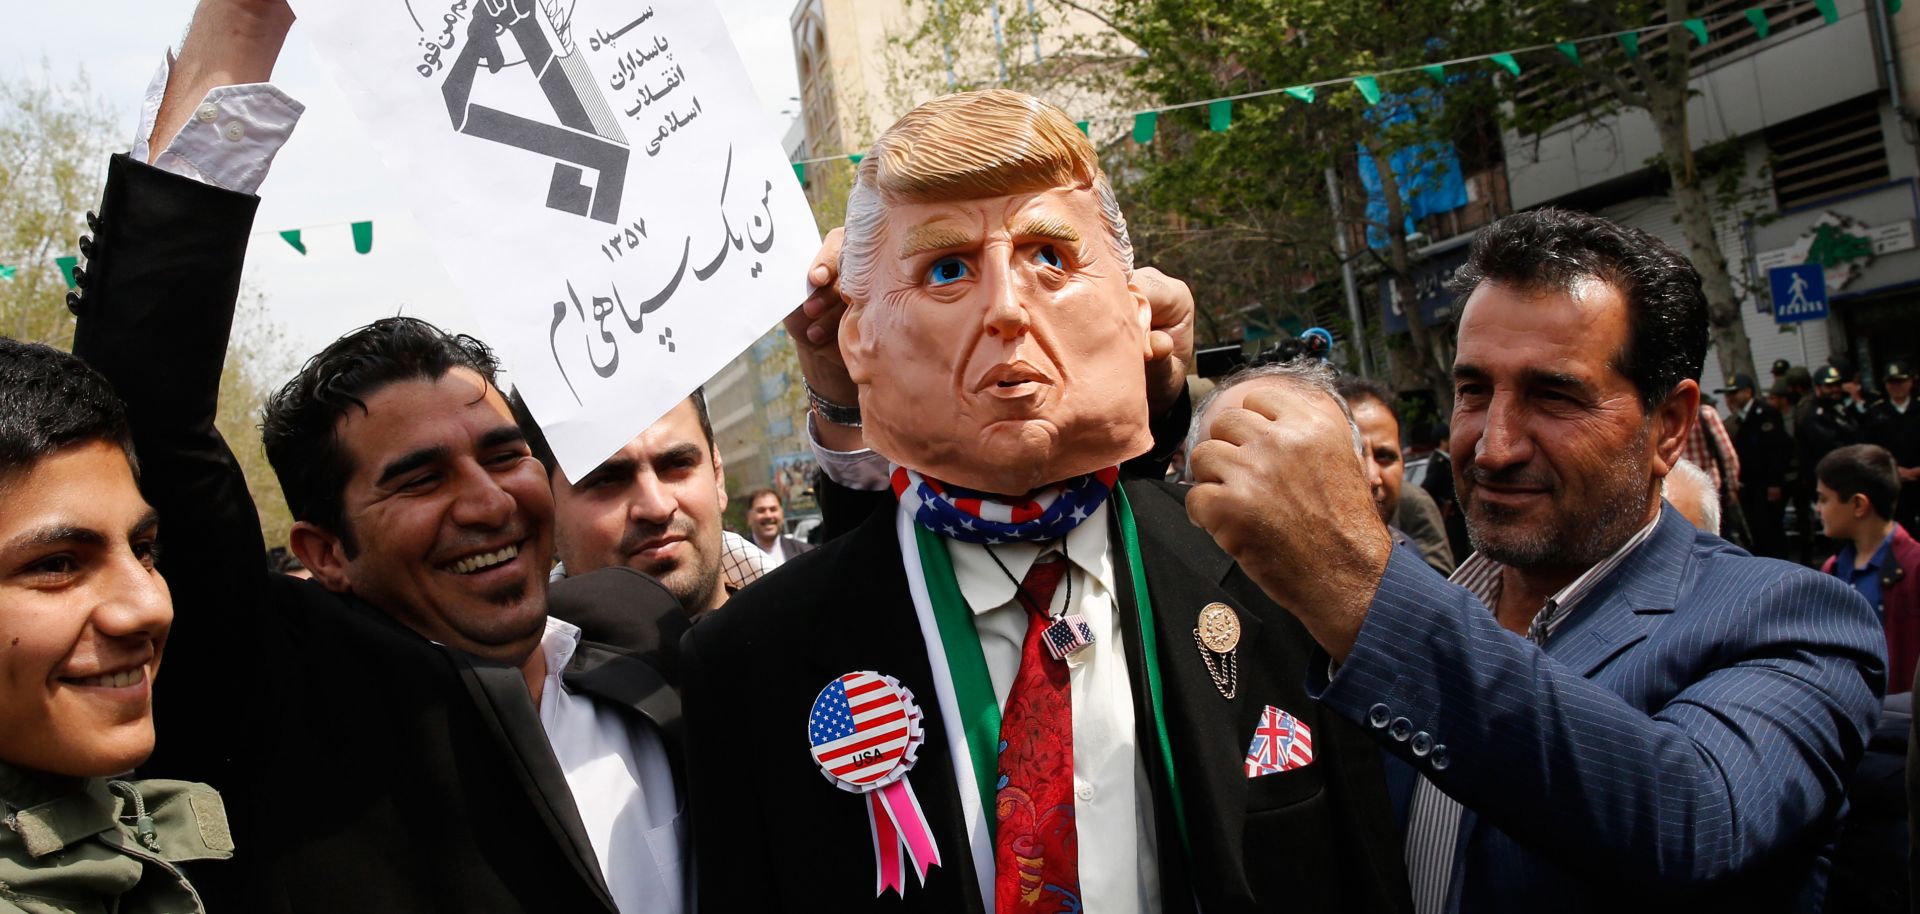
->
[[1769, 264, 1828, 324]]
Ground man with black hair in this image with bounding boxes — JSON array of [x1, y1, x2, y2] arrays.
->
[[1817, 444, 1919, 690], [509, 390, 733, 614], [741, 486, 813, 568], [1335, 375, 1454, 575], [63, 1, 687, 910], [1188, 208, 1884, 912], [0, 339, 233, 913]]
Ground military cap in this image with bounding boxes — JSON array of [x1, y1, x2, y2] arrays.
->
[[1715, 372, 1756, 393]]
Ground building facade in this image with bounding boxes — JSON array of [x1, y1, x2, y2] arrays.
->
[[1502, 0, 1919, 390]]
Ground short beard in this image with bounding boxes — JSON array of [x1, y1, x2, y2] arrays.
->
[[620, 519, 723, 614], [664, 560, 723, 615], [1462, 422, 1656, 573]]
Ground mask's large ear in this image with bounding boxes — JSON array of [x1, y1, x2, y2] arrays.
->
[[1127, 276, 1152, 360], [289, 520, 353, 593], [840, 292, 875, 386]]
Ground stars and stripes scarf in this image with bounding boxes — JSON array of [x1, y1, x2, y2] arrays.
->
[[890, 465, 1120, 545]]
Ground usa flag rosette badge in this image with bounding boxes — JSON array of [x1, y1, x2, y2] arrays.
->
[[808, 671, 942, 897]]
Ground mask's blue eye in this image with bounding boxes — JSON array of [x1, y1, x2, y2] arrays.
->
[[1035, 245, 1062, 268], [927, 257, 969, 285]]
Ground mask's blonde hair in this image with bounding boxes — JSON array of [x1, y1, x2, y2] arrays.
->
[[838, 89, 1133, 305]]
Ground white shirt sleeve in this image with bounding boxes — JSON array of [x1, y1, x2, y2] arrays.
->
[[130, 52, 305, 195], [807, 411, 890, 491]]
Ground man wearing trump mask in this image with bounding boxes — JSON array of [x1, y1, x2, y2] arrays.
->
[[681, 90, 1406, 913]]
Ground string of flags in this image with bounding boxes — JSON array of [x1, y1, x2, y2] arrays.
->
[[0, 220, 377, 290], [0, 256, 84, 289], [272, 220, 376, 256], [790, 0, 1897, 185]]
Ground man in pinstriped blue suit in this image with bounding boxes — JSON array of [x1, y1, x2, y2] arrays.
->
[[1188, 208, 1885, 913]]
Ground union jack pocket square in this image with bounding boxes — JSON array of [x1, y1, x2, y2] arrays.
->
[[1245, 705, 1314, 777]]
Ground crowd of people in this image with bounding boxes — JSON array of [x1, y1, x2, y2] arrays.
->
[[1, 1, 1915, 913]]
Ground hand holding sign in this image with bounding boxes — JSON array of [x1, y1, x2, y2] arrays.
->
[[293, 0, 819, 480]]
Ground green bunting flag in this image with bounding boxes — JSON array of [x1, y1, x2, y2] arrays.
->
[[1619, 31, 1641, 58], [1208, 99, 1232, 132], [352, 221, 374, 255], [1075, 120, 1090, 136], [55, 256, 77, 289], [1891, 0, 1903, 14], [1746, 7, 1771, 37], [1283, 85, 1316, 104], [280, 229, 306, 255], [793, 162, 806, 185], [1354, 75, 1382, 105], [1490, 52, 1520, 76], [1683, 18, 1710, 46], [848, 152, 865, 165], [0, 265, 15, 280], [1557, 41, 1581, 66], [1422, 64, 1446, 83], [1815, 0, 1838, 23], [1132, 110, 1159, 143]]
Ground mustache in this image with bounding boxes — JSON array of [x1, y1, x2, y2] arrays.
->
[[1461, 463, 1557, 492], [617, 515, 697, 554]]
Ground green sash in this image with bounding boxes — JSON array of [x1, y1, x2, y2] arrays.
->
[[911, 485, 1190, 855]]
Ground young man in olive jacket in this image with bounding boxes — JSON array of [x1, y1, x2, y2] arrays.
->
[[65, 2, 688, 910]]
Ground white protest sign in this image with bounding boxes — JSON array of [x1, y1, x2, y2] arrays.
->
[[291, 0, 820, 480]]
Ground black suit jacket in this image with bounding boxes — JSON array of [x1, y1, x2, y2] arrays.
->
[[71, 155, 685, 913], [682, 478, 1410, 913], [775, 534, 815, 559], [1729, 401, 1791, 494]]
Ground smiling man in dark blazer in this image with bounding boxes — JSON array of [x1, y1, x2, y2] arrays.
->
[[681, 89, 1407, 914], [65, 1, 689, 910], [1188, 209, 1885, 913]]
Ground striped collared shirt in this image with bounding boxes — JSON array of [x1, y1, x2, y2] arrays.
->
[[1405, 513, 1663, 914]]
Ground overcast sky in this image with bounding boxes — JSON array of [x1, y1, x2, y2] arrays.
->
[[2, 0, 804, 376]]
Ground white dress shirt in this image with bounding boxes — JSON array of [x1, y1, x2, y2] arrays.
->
[[536, 617, 685, 914], [758, 534, 789, 568], [132, 54, 304, 194], [898, 502, 1160, 914]]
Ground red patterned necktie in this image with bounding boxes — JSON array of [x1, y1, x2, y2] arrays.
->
[[993, 556, 1080, 914]]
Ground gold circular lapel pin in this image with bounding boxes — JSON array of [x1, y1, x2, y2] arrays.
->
[[1194, 602, 1240, 700]]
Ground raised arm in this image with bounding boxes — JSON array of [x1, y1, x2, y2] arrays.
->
[[68, 0, 298, 778]]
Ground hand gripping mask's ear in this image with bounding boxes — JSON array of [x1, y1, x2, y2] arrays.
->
[[835, 90, 1153, 496]]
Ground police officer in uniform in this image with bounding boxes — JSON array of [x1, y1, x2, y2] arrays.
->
[[1799, 364, 1862, 563], [1867, 358, 1919, 533], [1719, 373, 1792, 559]]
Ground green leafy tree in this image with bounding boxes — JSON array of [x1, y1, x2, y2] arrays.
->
[[1511, 1, 1767, 381], [873, 0, 1513, 401], [0, 65, 115, 346], [1106, 0, 1516, 397], [1, 65, 295, 549]]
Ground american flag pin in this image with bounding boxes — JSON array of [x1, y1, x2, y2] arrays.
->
[[806, 671, 943, 896], [1042, 613, 1095, 660]]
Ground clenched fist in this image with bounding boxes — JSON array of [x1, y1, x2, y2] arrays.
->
[[1187, 378, 1393, 661]]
